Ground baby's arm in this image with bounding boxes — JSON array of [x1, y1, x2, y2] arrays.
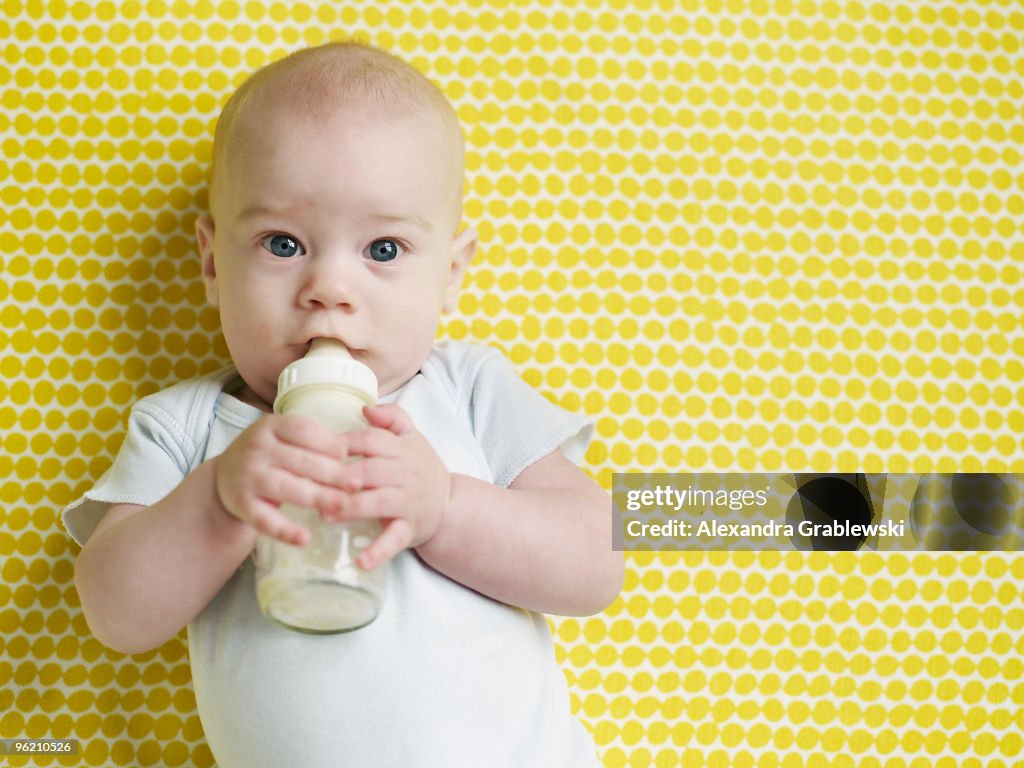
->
[[420, 451, 624, 617], [334, 404, 624, 616], [74, 415, 352, 654]]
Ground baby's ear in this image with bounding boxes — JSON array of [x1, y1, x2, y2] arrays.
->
[[195, 215, 219, 307], [443, 226, 478, 313]]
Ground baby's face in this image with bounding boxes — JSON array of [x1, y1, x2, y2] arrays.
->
[[198, 106, 474, 406]]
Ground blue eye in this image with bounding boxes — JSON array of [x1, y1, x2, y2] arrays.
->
[[261, 234, 305, 258], [365, 239, 404, 263]]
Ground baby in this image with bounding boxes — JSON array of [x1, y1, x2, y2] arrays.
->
[[64, 41, 623, 767]]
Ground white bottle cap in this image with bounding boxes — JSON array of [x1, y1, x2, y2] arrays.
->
[[274, 338, 378, 409]]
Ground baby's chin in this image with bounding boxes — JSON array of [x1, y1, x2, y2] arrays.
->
[[234, 381, 275, 412], [373, 357, 431, 398]]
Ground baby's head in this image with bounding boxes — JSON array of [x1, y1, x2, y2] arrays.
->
[[197, 42, 477, 406], [209, 42, 466, 227]]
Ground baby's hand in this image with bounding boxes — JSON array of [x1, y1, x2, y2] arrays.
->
[[213, 415, 351, 545], [326, 404, 451, 569]]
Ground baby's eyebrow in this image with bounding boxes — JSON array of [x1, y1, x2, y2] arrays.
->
[[236, 204, 291, 221], [234, 207, 433, 234], [369, 213, 433, 233]]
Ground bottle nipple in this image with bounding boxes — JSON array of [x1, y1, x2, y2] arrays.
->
[[306, 338, 352, 360]]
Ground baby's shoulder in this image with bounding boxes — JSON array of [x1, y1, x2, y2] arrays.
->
[[127, 366, 237, 436], [422, 341, 508, 394], [132, 366, 234, 408], [427, 339, 501, 365]]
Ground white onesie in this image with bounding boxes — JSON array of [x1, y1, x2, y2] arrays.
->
[[63, 341, 601, 768]]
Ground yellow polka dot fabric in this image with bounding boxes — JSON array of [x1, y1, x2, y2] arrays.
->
[[2, 1, 1022, 766]]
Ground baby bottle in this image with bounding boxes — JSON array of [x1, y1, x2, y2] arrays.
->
[[254, 338, 388, 633]]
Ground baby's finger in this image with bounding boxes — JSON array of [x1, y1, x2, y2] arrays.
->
[[272, 443, 351, 491], [333, 455, 401, 495], [253, 469, 345, 518], [248, 500, 310, 546], [332, 485, 402, 521], [362, 404, 416, 436], [342, 427, 400, 462], [357, 518, 413, 570], [271, 414, 350, 458]]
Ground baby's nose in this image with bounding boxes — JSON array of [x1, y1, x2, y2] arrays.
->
[[299, 259, 357, 310]]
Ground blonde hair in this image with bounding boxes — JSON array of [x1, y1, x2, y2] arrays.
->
[[209, 41, 464, 217]]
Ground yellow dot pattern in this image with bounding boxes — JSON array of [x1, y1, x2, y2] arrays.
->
[[2, 1, 1022, 766]]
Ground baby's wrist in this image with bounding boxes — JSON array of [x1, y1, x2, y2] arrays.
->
[[432, 470, 455, 542], [416, 471, 460, 557], [204, 456, 247, 531]]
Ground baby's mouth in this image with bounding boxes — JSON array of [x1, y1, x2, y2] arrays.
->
[[300, 337, 363, 355]]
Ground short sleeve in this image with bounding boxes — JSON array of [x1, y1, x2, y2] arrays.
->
[[462, 346, 594, 488], [60, 373, 227, 546]]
